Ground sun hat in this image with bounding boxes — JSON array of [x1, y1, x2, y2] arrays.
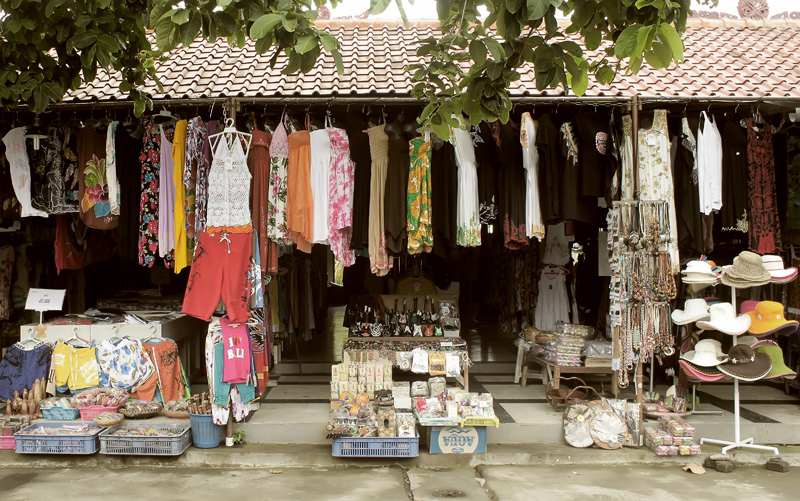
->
[[761, 255, 798, 283], [695, 302, 752, 335], [739, 300, 758, 314], [756, 344, 797, 380], [680, 339, 728, 367], [720, 251, 772, 288], [717, 344, 772, 382], [679, 359, 727, 382], [681, 260, 718, 284], [745, 301, 799, 336], [671, 299, 711, 325]]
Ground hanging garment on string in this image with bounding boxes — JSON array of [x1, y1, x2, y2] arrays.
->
[[310, 128, 332, 244], [250, 128, 277, 275], [384, 126, 410, 255], [206, 130, 252, 231], [624, 111, 679, 272], [366, 124, 392, 275], [452, 127, 481, 247], [106, 121, 121, 216], [3, 127, 48, 218], [0, 342, 51, 400], [327, 127, 356, 266], [138, 121, 172, 268], [407, 136, 433, 254], [95, 337, 154, 391], [520, 113, 545, 241], [498, 123, 528, 250], [720, 118, 749, 233], [158, 125, 176, 255], [534, 266, 571, 332], [746, 119, 781, 253], [287, 130, 314, 252], [172, 120, 190, 273], [182, 230, 252, 323], [132, 338, 188, 402], [268, 120, 290, 244], [77, 126, 117, 230], [696, 111, 723, 215]]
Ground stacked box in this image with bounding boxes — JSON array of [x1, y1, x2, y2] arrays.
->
[[646, 417, 699, 457]]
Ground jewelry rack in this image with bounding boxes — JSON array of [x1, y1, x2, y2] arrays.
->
[[699, 284, 780, 456]]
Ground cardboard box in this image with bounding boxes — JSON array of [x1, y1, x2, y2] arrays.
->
[[425, 426, 487, 454]]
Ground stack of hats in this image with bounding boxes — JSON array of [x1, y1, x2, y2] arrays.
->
[[740, 300, 799, 337], [720, 251, 771, 288], [696, 303, 751, 335], [761, 255, 798, 284], [681, 260, 719, 285], [671, 299, 710, 326]]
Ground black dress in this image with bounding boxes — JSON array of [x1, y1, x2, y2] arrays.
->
[[383, 126, 409, 255], [673, 115, 705, 257], [535, 114, 562, 224], [720, 118, 749, 233], [431, 138, 458, 257], [345, 113, 371, 250], [498, 123, 528, 250]]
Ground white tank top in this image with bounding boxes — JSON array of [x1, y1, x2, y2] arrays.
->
[[206, 136, 252, 229]]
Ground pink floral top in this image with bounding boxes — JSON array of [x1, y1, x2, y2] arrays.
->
[[268, 122, 289, 243], [327, 127, 355, 266]]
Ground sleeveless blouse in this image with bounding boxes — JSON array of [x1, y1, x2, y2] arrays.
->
[[206, 135, 252, 231]]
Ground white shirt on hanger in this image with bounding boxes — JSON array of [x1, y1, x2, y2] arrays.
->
[[696, 111, 723, 215]]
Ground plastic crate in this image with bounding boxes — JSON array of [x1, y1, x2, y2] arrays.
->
[[332, 436, 419, 458], [14, 421, 102, 455], [0, 435, 15, 450], [41, 407, 80, 420], [99, 424, 191, 456], [79, 405, 119, 420]]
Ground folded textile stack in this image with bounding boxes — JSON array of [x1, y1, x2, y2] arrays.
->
[[646, 416, 700, 457], [543, 335, 585, 367], [584, 340, 613, 367]]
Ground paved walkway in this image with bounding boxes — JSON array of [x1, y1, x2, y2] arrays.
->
[[0, 464, 795, 500]]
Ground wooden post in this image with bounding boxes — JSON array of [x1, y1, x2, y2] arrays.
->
[[630, 94, 644, 403]]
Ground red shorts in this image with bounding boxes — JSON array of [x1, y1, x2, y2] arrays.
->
[[182, 230, 252, 323]]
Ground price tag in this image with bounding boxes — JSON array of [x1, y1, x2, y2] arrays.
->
[[25, 288, 66, 312], [440, 341, 454, 347], [611, 358, 621, 371]]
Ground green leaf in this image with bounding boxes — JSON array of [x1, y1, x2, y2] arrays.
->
[[506, 0, 523, 14], [369, 0, 392, 14], [635, 25, 656, 58], [568, 65, 588, 96], [484, 38, 505, 61], [527, 0, 550, 20], [596, 65, 616, 85], [171, 9, 190, 26], [469, 40, 487, 65], [614, 24, 640, 58], [333, 51, 345, 75], [282, 17, 298, 33], [658, 23, 684, 62], [134, 98, 145, 118], [45, 0, 66, 17], [294, 34, 317, 55], [216, 0, 233, 7], [644, 41, 672, 69], [68, 32, 97, 51], [585, 28, 601, 51], [182, 14, 202, 46], [250, 13, 282, 40], [319, 33, 337, 52]]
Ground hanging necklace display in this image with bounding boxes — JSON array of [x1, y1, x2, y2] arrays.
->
[[609, 200, 676, 388]]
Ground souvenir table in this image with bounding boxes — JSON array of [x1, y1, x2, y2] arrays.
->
[[523, 354, 619, 398]]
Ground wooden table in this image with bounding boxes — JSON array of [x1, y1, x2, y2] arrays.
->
[[523, 355, 619, 398]]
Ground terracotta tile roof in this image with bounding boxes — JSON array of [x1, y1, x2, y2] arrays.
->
[[65, 19, 800, 103]]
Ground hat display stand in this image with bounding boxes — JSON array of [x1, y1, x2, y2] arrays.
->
[[673, 280, 724, 417], [699, 284, 780, 457]]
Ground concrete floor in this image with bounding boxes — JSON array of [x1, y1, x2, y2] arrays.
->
[[0, 464, 795, 501]]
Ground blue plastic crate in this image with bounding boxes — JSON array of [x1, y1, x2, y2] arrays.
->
[[332, 436, 419, 458], [99, 424, 191, 456], [14, 421, 102, 455]]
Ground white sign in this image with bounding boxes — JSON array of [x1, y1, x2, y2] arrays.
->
[[25, 288, 66, 312], [437, 426, 480, 454]]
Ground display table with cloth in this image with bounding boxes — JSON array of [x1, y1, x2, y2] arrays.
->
[[522, 354, 619, 398]]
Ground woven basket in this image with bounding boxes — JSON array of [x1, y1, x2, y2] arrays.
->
[[79, 405, 119, 420], [547, 378, 600, 411]]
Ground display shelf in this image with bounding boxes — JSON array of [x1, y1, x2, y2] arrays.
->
[[699, 284, 780, 457]]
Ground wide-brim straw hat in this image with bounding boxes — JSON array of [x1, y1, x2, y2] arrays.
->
[[757, 344, 797, 380], [671, 299, 711, 325], [745, 301, 800, 336], [696, 302, 752, 336], [718, 345, 772, 382], [720, 251, 772, 287]]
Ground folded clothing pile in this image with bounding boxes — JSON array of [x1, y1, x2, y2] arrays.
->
[[543, 335, 585, 367], [645, 416, 699, 456]]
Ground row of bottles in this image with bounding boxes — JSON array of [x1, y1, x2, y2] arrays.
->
[[349, 297, 443, 337]]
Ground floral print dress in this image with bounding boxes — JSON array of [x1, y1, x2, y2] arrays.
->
[[268, 121, 289, 244], [407, 136, 433, 254], [327, 127, 355, 267], [138, 121, 173, 268]]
